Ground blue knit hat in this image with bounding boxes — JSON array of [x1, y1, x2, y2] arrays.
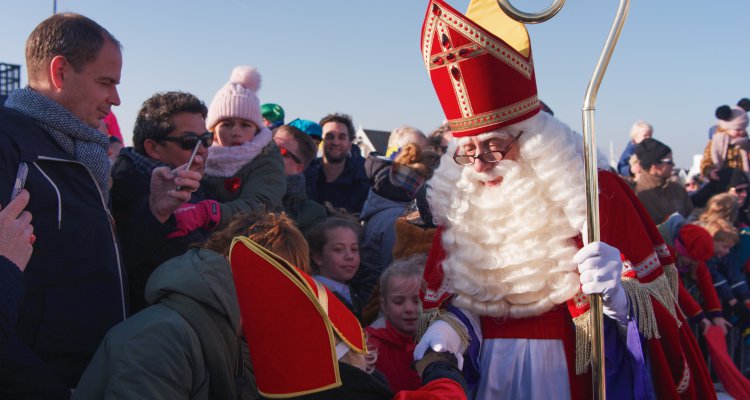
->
[[289, 119, 322, 140]]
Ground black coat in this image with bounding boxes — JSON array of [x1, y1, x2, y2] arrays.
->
[[110, 150, 210, 313], [0, 106, 127, 395]]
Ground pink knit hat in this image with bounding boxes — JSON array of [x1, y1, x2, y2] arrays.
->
[[206, 65, 263, 131], [716, 98, 750, 131]]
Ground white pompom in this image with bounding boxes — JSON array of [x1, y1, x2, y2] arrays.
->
[[229, 65, 261, 92]]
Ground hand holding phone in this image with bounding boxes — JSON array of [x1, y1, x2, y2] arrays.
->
[[175, 142, 201, 191], [10, 162, 28, 202]]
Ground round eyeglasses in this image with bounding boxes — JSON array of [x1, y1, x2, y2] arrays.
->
[[453, 131, 524, 166]]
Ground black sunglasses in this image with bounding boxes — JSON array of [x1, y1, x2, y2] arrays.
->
[[279, 146, 303, 165], [453, 131, 524, 166], [159, 131, 214, 150]]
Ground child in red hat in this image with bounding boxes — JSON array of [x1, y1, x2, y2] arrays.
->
[[674, 224, 733, 335]]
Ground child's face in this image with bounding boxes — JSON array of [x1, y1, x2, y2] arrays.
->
[[714, 240, 732, 258], [313, 227, 359, 283], [381, 275, 421, 336], [215, 118, 258, 147]]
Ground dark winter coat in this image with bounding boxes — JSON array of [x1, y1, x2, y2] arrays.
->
[[0, 106, 127, 394]]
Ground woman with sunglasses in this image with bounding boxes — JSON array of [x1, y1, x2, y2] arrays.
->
[[202, 65, 286, 229]]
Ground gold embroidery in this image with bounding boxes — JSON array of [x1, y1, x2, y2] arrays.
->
[[449, 96, 539, 132]]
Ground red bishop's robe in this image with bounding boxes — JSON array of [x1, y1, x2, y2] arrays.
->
[[420, 170, 715, 399]]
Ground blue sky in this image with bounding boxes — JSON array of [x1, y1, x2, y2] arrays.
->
[[1, 0, 747, 169]]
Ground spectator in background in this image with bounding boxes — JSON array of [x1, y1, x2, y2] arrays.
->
[[261, 103, 285, 130], [617, 120, 653, 177], [366, 254, 425, 392], [426, 122, 452, 156], [273, 124, 326, 233], [700, 99, 750, 181], [112, 91, 217, 313], [384, 126, 426, 159], [0, 13, 201, 394], [703, 218, 750, 310], [675, 224, 733, 335], [359, 143, 433, 302], [308, 216, 365, 319], [201, 65, 286, 229], [634, 138, 693, 224], [305, 113, 371, 214]]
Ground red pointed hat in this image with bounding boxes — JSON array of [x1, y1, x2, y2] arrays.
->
[[229, 237, 366, 398], [422, 0, 540, 137]]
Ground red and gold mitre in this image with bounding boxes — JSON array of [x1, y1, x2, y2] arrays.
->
[[229, 237, 366, 398], [422, 0, 540, 137]]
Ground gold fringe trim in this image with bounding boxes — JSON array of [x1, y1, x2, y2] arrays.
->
[[417, 304, 438, 342], [662, 263, 679, 299], [573, 311, 592, 375], [621, 274, 681, 341], [573, 273, 681, 375]]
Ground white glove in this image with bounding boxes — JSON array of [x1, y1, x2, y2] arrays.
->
[[413, 320, 464, 369], [574, 241, 630, 324]]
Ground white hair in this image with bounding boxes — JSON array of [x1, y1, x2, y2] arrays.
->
[[427, 111, 605, 318], [387, 125, 426, 149], [629, 120, 653, 140]]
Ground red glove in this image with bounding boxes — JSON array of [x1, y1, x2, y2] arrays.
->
[[166, 200, 221, 239]]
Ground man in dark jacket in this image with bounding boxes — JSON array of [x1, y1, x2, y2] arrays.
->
[[112, 91, 218, 313], [0, 13, 201, 396], [633, 138, 694, 224], [304, 113, 371, 214]]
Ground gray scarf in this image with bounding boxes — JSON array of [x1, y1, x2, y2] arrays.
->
[[5, 87, 111, 203]]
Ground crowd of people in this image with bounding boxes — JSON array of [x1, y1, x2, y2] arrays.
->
[[0, 2, 748, 399]]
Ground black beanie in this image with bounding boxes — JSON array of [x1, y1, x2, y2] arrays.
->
[[635, 138, 671, 169]]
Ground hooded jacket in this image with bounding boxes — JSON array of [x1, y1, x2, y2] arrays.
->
[[73, 249, 257, 400]]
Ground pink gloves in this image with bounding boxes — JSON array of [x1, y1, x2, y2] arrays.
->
[[166, 200, 221, 239]]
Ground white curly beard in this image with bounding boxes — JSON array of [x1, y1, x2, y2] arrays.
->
[[427, 111, 597, 319]]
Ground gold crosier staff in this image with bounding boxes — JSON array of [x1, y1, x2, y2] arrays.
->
[[495, 0, 630, 399]]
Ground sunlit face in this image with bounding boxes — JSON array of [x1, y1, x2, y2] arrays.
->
[[148, 112, 209, 169], [322, 122, 351, 163], [313, 227, 360, 283], [458, 133, 521, 187], [273, 130, 304, 175], [381, 275, 421, 336], [55, 40, 122, 128], [215, 118, 258, 147], [714, 240, 732, 258]]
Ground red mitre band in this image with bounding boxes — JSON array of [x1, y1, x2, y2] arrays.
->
[[421, 0, 540, 137], [229, 237, 366, 398]]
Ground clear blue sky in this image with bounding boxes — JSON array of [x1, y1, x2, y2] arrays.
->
[[1, 0, 747, 169]]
